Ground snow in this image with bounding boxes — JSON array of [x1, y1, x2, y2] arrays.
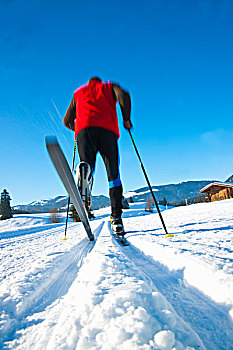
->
[[14, 196, 68, 210], [153, 330, 175, 349], [1, 199, 233, 349], [124, 189, 158, 198], [123, 191, 139, 198], [29, 199, 52, 206]]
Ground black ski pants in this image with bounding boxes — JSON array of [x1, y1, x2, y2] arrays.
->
[[76, 127, 122, 218]]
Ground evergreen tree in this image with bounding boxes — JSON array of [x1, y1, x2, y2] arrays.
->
[[162, 197, 167, 206], [129, 197, 134, 203], [122, 197, 130, 209], [1, 189, 13, 220]]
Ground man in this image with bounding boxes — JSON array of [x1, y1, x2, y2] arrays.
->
[[63, 77, 132, 235]]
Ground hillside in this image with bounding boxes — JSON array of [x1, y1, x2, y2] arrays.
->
[[1, 199, 233, 349], [13, 180, 216, 213], [13, 195, 110, 213], [124, 180, 215, 203]]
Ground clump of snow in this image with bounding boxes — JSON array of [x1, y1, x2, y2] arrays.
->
[[152, 330, 175, 349]]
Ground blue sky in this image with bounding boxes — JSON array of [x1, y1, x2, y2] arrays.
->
[[1, 0, 233, 205]]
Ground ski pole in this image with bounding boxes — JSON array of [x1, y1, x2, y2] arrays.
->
[[63, 140, 77, 240], [128, 130, 173, 238]]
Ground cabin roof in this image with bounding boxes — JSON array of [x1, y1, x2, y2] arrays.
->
[[199, 182, 233, 193]]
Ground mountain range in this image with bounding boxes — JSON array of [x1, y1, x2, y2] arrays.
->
[[124, 180, 216, 204], [13, 195, 110, 214], [13, 179, 227, 213]]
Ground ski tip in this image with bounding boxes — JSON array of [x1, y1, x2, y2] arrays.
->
[[165, 233, 174, 238], [45, 135, 58, 145]]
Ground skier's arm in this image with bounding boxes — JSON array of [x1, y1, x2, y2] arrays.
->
[[112, 84, 132, 129], [63, 97, 76, 131]]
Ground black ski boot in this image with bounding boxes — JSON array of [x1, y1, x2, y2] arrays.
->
[[75, 162, 93, 211], [88, 210, 95, 220], [110, 216, 124, 235]]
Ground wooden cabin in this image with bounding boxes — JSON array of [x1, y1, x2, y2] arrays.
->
[[199, 182, 233, 202]]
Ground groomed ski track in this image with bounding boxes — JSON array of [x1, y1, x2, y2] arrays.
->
[[114, 236, 233, 350], [0, 219, 104, 348], [1, 200, 233, 349]]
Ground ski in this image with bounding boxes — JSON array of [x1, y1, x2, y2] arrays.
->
[[108, 222, 129, 246], [45, 136, 94, 241]]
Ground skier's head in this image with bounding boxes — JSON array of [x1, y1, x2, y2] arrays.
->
[[88, 76, 102, 84]]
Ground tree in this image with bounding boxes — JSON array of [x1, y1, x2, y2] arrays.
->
[[162, 197, 167, 206], [49, 207, 61, 223], [128, 197, 134, 203], [122, 197, 130, 209], [1, 189, 13, 220], [145, 198, 153, 213]]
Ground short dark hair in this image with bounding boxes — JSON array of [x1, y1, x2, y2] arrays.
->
[[88, 76, 102, 84]]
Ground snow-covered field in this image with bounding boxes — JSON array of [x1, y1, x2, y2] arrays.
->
[[1, 200, 233, 349]]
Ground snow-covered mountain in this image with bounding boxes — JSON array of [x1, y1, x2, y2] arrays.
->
[[13, 195, 110, 213], [226, 175, 233, 183], [13, 180, 219, 214], [125, 180, 216, 203], [1, 199, 233, 349], [13, 196, 68, 212]]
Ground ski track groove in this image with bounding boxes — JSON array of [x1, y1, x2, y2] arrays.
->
[[127, 230, 233, 264], [0, 225, 66, 248], [0, 221, 105, 348], [113, 234, 233, 350]]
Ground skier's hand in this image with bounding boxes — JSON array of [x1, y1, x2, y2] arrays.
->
[[123, 120, 132, 130]]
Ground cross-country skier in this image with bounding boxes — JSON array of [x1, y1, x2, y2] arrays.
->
[[63, 77, 132, 235]]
